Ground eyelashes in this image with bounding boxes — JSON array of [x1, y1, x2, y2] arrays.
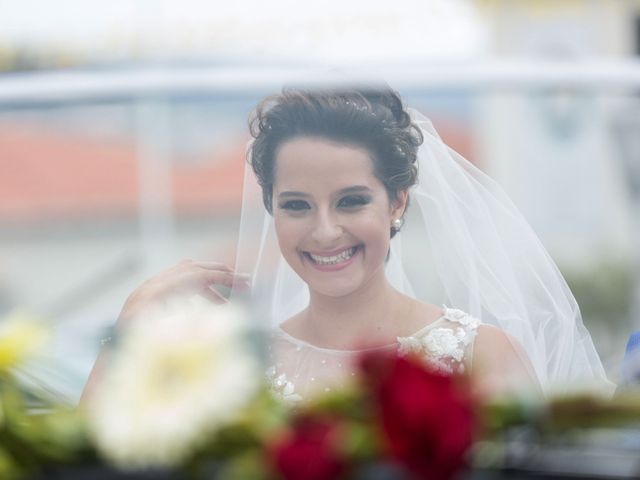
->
[[279, 199, 310, 211], [278, 195, 371, 212], [337, 195, 371, 208]]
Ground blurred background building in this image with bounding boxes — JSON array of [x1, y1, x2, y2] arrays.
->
[[0, 0, 639, 400]]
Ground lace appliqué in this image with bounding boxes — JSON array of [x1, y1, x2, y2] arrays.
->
[[266, 366, 302, 404], [397, 306, 480, 375]]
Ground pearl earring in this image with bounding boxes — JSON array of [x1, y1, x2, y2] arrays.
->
[[392, 217, 403, 231]]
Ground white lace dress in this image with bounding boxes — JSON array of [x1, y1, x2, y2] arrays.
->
[[266, 306, 481, 403]]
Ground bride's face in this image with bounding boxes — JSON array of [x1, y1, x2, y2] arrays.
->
[[272, 137, 407, 298]]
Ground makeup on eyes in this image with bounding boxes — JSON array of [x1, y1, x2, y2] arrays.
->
[[279, 199, 310, 211], [278, 195, 371, 212], [277, 186, 373, 212], [337, 194, 371, 208]]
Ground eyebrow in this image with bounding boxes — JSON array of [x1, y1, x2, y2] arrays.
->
[[277, 185, 373, 199]]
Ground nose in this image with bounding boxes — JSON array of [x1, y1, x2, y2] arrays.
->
[[311, 209, 343, 245]]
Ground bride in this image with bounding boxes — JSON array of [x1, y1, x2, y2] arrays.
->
[[84, 85, 613, 401]]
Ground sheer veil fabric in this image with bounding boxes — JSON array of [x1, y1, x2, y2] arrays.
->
[[232, 105, 614, 396]]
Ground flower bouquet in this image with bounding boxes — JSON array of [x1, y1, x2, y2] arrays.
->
[[1, 301, 640, 479]]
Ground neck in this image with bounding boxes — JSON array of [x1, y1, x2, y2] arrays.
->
[[303, 270, 405, 349]]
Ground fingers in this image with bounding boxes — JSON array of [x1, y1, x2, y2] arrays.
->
[[176, 266, 239, 305], [194, 262, 251, 289], [183, 269, 250, 290], [126, 260, 250, 312], [176, 260, 250, 286], [223, 272, 251, 289], [184, 260, 234, 272], [199, 285, 229, 305], [155, 261, 249, 300]]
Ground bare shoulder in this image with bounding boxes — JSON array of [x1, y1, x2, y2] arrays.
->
[[474, 324, 519, 355], [473, 324, 533, 367], [471, 324, 542, 398]]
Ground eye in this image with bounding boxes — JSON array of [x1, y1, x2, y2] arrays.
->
[[338, 195, 370, 208], [279, 199, 310, 211]]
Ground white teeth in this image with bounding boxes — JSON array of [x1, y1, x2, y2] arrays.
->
[[309, 247, 356, 265]]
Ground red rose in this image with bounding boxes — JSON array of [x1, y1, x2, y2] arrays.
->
[[360, 352, 474, 480], [269, 415, 347, 480]]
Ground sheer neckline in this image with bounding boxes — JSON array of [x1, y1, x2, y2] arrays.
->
[[272, 313, 447, 355]]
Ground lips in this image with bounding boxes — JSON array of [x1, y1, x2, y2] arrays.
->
[[303, 245, 361, 268], [308, 247, 357, 265]]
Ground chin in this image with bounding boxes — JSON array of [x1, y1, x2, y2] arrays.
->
[[303, 264, 386, 300], [309, 279, 365, 298]]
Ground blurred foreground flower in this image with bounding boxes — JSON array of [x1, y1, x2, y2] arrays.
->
[[86, 296, 261, 469], [269, 414, 347, 480], [361, 352, 475, 480], [0, 310, 47, 373]]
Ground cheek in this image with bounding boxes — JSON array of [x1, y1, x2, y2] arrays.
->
[[273, 216, 287, 242], [353, 211, 392, 244], [274, 215, 302, 250]]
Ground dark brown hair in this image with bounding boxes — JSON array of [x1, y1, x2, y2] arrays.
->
[[248, 87, 423, 234]]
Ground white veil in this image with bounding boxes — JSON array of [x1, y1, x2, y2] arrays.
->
[[232, 97, 614, 396]]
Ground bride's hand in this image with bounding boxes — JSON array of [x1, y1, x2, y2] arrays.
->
[[117, 259, 250, 327]]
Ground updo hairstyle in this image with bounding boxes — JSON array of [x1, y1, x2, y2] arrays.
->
[[248, 87, 423, 235]]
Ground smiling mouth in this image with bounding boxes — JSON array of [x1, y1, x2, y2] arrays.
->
[[305, 246, 359, 266]]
